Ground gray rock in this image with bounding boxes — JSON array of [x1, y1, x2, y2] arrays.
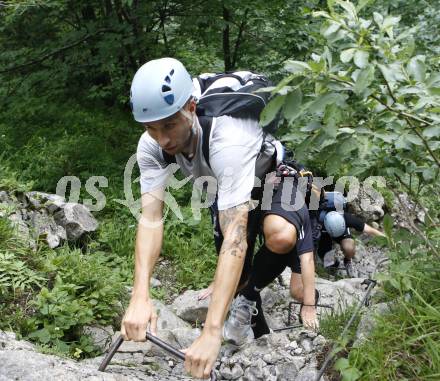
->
[[83, 325, 114, 352], [29, 209, 67, 248], [296, 365, 319, 381], [391, 192, 425, 231], [243, 357, 265, 380], [354, 302, 391, 347], [150, 278, 162, 288], [312, 335, 326, 347], [54, 202, 98, 240], [277, 357, 306, 380], [155, 300, 192, 331], [26, 191, 66, 213], [0, 191, 10, 203], [347, 185, 385, 222], [300, 339, 313, 354], [220, 363, 244, 380], [0, 331, 153, 380], [171, 290, 209, 324]]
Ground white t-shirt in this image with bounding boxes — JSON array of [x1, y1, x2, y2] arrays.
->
[[137, 115, 263, 210]]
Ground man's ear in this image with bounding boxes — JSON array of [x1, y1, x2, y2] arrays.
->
[[188, 99, 197, 113]]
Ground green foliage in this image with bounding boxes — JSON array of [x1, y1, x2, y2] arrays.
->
[[327, 221, 440, 380], [162, 206, 217, 290], [0, 159, 34, 192], [269, 0, 440, 190], [0, 251, 46, 295]]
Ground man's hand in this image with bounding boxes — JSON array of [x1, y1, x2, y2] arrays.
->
[[121, 298, 158, 341], [301, 305, 319, 331], [198, 282, 214, 301], [184, 330, 221, 379]]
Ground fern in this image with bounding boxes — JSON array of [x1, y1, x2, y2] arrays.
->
[[0, 251, 45, 295]]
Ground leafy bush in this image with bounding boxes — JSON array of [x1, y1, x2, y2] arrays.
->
[[263, 0, 440, 187]]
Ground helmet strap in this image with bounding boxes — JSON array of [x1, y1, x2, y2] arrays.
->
[[179, 107, 198, 160]]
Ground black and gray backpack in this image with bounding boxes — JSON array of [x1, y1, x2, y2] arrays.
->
[[161, 71, 280, 173]]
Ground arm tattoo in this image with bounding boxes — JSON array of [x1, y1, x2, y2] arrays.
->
[[219, 203, 249, 259]]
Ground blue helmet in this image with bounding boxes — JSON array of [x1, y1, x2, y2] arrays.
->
[[130, 58, 195, 123], [323, 211, 346, 238]]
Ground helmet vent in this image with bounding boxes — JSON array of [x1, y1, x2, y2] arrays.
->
[[162, 84, 171, 92], [163, 94, 174, 105]]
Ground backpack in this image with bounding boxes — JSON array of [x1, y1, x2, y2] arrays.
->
[[161, 71, 280, 171], [318, 191, 347, 223]]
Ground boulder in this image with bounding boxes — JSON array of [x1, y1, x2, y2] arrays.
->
[[28, 209, 67, 248], [54, 202, 98, 240], [171, 290, 210, 324], [347, 185, 385, 222]]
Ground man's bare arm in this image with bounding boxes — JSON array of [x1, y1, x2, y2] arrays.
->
[[300, 252, 319, 330], [363, 223, 386, 238], [121, 189, 164, 341], [184, 202, 249, 379], [206, 202, 249, 330]]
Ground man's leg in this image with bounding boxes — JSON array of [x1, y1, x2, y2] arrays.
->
[[339, 237, 358, 277], [340, 237, 356, 260], [224, 214, 297, 344]]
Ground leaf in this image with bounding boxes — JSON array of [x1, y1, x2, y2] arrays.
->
[[312, 11, 332, 19], [284, 60, 312, 74], [309, 93, 344, 114], [335, 358, 350, 371], [356, 0, 373, 12], [335, 0, 357, 20], [301, 121, 322, 132], [382, 15, 401, 30], [322, 21, 341, 38], [378, 63, 405, 84], [340, 48, 356, 63], [342, 367, 361, 381], [406, 134, 424, 146], [426, 73, 440, 88], [260, 95, 286, 127], [423, 167, 436, 181], [283, 89, 302, 121], [373, 12, 383, 26], [354, 50, 369, 69], [423, 125, 440, 138], [338, 127, 355, 134], [407, 55, 426, 82], [354, 65, 375, 96]]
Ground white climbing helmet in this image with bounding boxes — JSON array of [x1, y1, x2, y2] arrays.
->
[[130, 58, 195, 123], [323, 211, 346, 238]]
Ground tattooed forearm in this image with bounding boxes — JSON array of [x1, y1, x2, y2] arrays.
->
[[219, 203, 249, 259]]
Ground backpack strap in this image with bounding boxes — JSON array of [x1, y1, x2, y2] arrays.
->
[[199, 116, 213, 168]]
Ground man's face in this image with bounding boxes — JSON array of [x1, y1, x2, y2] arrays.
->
[[143, 101, 195, 155]]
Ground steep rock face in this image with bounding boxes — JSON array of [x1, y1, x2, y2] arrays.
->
[[0, 190, 98, 248]]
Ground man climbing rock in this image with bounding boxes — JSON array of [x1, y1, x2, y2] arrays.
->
[[120, 58, 318, 379], [316, 192, 386, 277]]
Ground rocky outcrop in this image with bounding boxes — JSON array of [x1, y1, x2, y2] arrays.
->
[[0, 190, 98, 249], [347, 184, 385, 222]]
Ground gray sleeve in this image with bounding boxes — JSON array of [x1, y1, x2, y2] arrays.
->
[[136, 132, 171, 194]]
